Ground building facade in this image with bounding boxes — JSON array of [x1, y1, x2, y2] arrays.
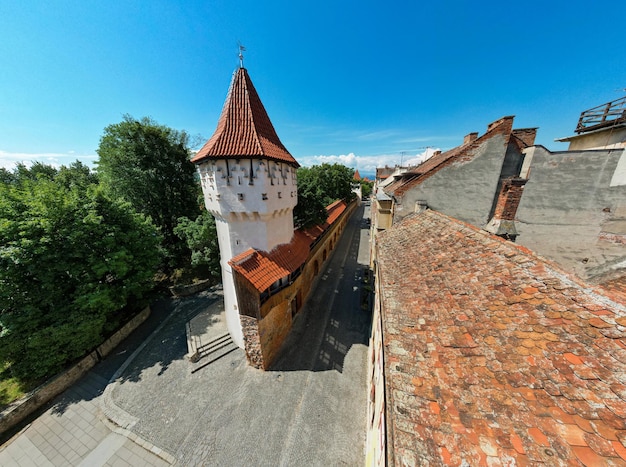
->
[[193, 66, 356, 368], [192, 66, 300, 349], [367, 98, 626, 465]]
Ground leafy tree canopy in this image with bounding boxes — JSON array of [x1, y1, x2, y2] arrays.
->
[[96, 115, 200, 268], [360, 179, 373, 199], [294, 163, 355, 228], [174, 208, 221, 281], [0, 163, 160, 380]]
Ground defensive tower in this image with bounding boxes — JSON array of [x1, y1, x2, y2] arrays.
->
[[192, 66, 299, 348]]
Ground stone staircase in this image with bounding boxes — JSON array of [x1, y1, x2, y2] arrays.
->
[[188, 332, 238, 373]]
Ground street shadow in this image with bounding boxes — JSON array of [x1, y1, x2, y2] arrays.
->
[[270, 205, 373, 373], [110, 290, 222, 383]]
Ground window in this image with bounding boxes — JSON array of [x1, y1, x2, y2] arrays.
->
[[262, 193, 268, 200]]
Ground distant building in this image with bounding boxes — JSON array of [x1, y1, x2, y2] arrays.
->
[[556, 96, 626, 150]]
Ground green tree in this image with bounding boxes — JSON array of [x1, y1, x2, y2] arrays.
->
[[96, 115, 200, 268], [0, 164, 160, 380], [174, 210, 221, 280], [360, 179, 373, 199], [294, 163, 355, 228]]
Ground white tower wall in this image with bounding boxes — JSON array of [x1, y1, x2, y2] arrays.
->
[[197, 158, 298, 349]]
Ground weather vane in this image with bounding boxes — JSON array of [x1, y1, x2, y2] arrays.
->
[[238, 43, 246, 68]]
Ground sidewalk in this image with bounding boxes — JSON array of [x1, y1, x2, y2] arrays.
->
[[0, 288, 222, 467], [0, 204, 371, 466]]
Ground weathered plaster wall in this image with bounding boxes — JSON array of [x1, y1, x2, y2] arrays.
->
[[365, 270, 387, 467], [516, 147, 626, 281], [258, 301, 292, 367], [566, 127, 626, 151], [394, 135, 515, 227], [233, 201, 357, 369]]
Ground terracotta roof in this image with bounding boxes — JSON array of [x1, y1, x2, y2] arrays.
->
[[192, 67, 299, 167], [599, 274, 626, 305], [376, 166, 395, 180], [229, 230, 314, 292], [230, 201, 347, 292], [377, 210, 626, 466]]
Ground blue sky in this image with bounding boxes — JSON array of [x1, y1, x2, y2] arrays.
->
[[1, 1, 625, 175]]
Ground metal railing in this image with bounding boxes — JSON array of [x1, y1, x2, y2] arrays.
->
[[576, 96, 626, 133]]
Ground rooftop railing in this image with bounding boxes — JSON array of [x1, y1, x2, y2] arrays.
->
[[576, 96, 626, 134]]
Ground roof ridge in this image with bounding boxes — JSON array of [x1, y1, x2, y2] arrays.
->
[[244, 71, 264, 156]]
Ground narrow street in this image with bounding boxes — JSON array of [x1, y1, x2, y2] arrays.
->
[[0, 202, 373, 466]]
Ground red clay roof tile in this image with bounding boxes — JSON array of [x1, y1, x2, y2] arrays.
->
[[192, 68, 298, 167], [377, 209, 626, 465], [229, 201, 347, 292]]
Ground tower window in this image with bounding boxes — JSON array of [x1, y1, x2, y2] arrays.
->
[[278, 192, 282, 198], [262, 193, 268, 200], [238, 193, 244, 201]]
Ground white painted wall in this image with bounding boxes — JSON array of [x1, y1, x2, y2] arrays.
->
[[197, 158, 298, 349]]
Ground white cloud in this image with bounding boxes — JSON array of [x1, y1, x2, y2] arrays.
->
[[0, 150, 97, 170], [300, 147, 440, 175], [312, 153, 358, 167], [403, 147, 440, 167]]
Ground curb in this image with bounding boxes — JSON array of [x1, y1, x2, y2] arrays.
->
[[99, 284, 225, 465], [99, 302, 182, 464]]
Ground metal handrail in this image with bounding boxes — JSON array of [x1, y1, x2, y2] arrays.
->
[[576, 96, 626, 133]]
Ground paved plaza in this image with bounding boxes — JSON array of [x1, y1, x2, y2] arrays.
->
[[0, 204, 372, 466]]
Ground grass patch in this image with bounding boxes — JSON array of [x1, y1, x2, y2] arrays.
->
[[0, 363, 30, 408]]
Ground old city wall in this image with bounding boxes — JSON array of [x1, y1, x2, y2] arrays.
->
[[238, 201, 357, 369], [516, 146, 626, 281]]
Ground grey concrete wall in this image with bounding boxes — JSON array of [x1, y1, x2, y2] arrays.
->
[[516, 147, 626, 281], [394, 134, 511, 227]]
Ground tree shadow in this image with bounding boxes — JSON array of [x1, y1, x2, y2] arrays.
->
[[45, 287, 224, 417]]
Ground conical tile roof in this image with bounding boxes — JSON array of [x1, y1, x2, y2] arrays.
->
[[192, 67, 299, 167]]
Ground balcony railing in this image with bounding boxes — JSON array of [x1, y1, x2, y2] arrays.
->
[[576, 96, 626, 134]]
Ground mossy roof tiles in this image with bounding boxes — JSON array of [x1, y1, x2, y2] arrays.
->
[[377, 209, 626, 465]]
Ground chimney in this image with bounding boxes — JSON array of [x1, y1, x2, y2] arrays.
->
[[512, 128, 538, 148], [415, 200, 429, 213], [486, 116, 515, 133], [463, 132, 479, 145], [432, 150, 442, 157], [484, 177, 527, 241]]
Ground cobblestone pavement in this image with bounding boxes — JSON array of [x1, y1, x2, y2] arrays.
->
[[0, 298, 178, 466], [0, 203, 371, 466]]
